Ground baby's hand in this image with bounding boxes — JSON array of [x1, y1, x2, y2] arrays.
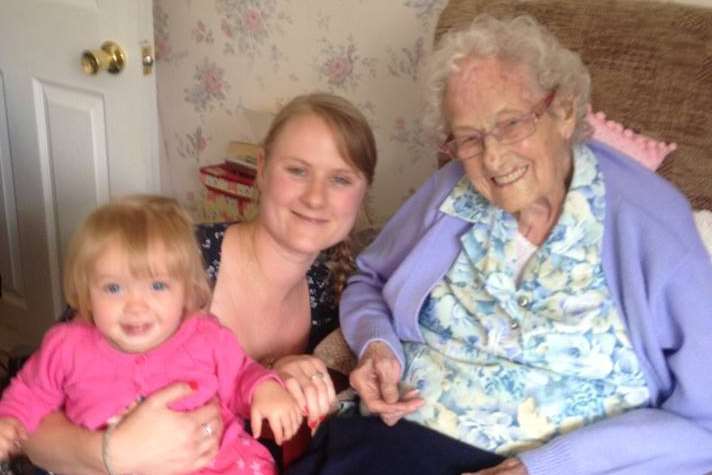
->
[[250, 380, 302, 446], [0, 417, 27, 460]]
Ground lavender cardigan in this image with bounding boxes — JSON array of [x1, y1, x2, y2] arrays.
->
[[340, 141, 712, 475]]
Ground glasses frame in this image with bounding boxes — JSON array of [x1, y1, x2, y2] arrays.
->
[[440, 88, 558, 161]]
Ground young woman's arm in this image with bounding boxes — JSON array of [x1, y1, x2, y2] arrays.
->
[[24, 383, 223, 475], [23, 412, 104, 475]]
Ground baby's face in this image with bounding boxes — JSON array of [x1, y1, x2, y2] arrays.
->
[[89, 243, 186, 353]]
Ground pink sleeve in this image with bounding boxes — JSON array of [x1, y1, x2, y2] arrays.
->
[[210, 324, 282, 418], [0, 324, 75, 432]]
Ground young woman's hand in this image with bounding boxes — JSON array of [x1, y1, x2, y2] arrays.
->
[[250, 380, 303, 445], [273, 354, 336, 428], [349, 341, 423, 426], [23, 383, 221, 475], [0, 417, 26, 460], [109, 383, 223, 475]]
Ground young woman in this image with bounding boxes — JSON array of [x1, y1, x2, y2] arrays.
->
[[21, 93, 377, 475]]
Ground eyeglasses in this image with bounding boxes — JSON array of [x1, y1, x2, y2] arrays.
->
[[440, 89, 558, 161]]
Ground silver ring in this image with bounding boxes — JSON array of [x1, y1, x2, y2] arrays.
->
[[311, 372, 326, 381], [202, 422, 213, 437]]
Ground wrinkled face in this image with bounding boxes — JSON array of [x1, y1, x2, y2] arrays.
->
[[445, 56, 574, 215], [257, 113, 368, 259], [89, 242, 186, 353]]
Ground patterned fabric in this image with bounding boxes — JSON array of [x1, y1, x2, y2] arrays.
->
[[194, 222, 339, 353], [402, 145, 650, 455]]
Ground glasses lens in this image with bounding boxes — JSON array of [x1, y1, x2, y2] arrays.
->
[[497, 116, 537, 145], [456, 136, 484, 160], [441, 141, 458, 158]]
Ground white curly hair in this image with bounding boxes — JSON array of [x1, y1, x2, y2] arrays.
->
[[423, 14, 592, 145]]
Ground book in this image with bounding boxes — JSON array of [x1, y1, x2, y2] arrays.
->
[[199, 163, 257, 201], [202, 188, 257, 223], [224, 141, 259, 178]]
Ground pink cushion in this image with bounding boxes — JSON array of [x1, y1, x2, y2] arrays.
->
[[588, 107, 677, 171]]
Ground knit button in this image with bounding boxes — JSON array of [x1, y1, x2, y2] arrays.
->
[[510, 321, 520, 330], [516, 295, 530, 308]]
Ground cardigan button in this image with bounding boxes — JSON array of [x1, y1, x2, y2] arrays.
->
[[510, 321, 520, 330], [516, 295, 530, 308]]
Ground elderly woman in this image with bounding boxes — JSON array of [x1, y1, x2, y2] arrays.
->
[[295, 14, 712, 475]]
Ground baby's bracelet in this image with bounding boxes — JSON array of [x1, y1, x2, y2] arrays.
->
[[101, 424, 117, 475]]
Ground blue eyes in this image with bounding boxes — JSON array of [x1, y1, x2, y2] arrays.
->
[[103, 283, 121, 294], [331, 176, 353, 186], [285, 167, 353, 186], [287, 167, 307, 177], [151, 281, 168, 291], [101, 281, 168, 294]]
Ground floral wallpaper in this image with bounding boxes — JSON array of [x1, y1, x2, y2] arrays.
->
[[154, 0, 449, 226]]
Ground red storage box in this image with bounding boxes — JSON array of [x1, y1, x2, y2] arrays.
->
[[199, 163, 258, 222]]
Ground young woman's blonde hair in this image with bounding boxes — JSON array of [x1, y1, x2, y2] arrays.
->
[[261, 93, 378, 299], [262, 92, 377, 185], [63, 195, 211, 319]]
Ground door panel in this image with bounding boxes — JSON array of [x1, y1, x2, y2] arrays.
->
[[0, 0, 159, 347], [41, 82, 110, 288], [0, 72, 23, 305]]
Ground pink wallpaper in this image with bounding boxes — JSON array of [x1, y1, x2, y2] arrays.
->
[[154, 0, 448, 225]]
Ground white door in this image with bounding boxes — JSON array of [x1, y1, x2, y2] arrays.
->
[[0, 0, 159, 348]]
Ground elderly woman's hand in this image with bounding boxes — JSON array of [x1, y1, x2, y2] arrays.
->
[[463, 458, 528, 475], [272, 354, 336, 430], [349, 341, 424, 426]]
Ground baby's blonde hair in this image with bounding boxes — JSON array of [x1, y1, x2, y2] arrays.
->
[[63, 195, 210, 319]]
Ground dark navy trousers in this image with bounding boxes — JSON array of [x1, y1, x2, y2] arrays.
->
[[286, 416, 504, 475]]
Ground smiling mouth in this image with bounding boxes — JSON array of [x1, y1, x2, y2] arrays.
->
[[293, 211, 328, 224], [121, 323, 152, 336], [492, 166, 528, 186]]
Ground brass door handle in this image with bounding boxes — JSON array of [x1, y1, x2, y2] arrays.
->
[[81, 41, 126, 75]]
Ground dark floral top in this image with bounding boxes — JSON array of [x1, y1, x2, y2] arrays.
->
[[194, 222, 339, 353]]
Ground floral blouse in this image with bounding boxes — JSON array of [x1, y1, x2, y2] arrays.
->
[[194, 222, 339, 353], [402, 145, 650, 455]]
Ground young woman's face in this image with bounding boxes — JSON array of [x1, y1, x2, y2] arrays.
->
[[256, 113, 368, 259], [89, 242, 186, 353]]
